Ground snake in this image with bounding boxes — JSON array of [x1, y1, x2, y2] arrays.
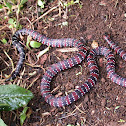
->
[[7, 28, 126, 107]]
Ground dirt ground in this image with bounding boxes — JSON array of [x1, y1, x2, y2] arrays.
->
[[0, 0, 126, 126]]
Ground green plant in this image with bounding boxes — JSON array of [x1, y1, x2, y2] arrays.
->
[[20, 107, 29, 126], [0, 118, 7, 126], [38, 0, 46, 9], [63, 0, 82, 9], [118, 119, 125, 123], [0, 84, 34, 111], [1, 38, 7, 44], [8, 18, 22, 30], [2, 0, 27, 13], [0, 84, 34, 125], [26, 36, 42, 49], [30, 41, 42, 48], [67, 124, 74, 126], [16, 0, 28, 21], [1, 0, 27, 30], [114, 106, 120, 113]]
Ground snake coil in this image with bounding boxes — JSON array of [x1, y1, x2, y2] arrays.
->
[[8, 29, 126, 107]]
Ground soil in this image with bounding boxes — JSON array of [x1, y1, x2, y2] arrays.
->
[[0, 0, 126, 126]]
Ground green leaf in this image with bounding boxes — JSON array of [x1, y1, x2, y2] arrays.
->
[[38, 0, 45, 8], [9, 25, 13, 29], [118, 119, 125, 122], [0, 85, 34, 111], [4, 16, 7, 20], [106, 107, 111, 110], [1, 38, 7, 44], [20, 107, 28, 126], [79, 4, 82, 9], [30, 41, 42, 48], [20, 0, 28, 6], [16, 22, 22, 30], [115, 106, 120, 110], [5, 2, 12, 9], [8, 18, 14, 24], [0, 4, 3, 9], [67, 124, 74, 126], [26, 36, 31, 49], [62, 21, 68, 26], [8, 18, 17, 29], [0, 118, 7, 126]]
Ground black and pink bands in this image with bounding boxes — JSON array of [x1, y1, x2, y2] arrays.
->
[[8, 29, 125, 107]]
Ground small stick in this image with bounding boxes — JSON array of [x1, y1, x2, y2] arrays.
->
[[3, 50, 14, 71], [31, 6, 58, 24]]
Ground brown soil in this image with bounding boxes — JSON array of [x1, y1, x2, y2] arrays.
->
[[0, 0, 126, 126]]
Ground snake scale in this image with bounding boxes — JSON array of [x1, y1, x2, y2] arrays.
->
[[7, 28, 126, 107]]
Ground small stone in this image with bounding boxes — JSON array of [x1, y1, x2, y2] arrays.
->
[[91, 110, 95, 115], [124, 13, 126, 17], [101, 78, 105, 83]]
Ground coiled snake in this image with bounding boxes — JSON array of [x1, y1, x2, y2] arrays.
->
[[7, 29, 126, 107]]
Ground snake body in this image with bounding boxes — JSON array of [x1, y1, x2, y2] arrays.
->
[[9, 29, 126, 107]]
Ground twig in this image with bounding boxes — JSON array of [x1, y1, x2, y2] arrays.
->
[[0, 55, 9, 66], [115, 0, 119, 8], [0, 25, 8, 31], [58, 112, 76, 119], [19, 17, 34, 29], [3, 50, 14, 71], [74, 104, 85, 114], [31, 6, 58, 24], [27, 75, 40, 89], [56, 47, 78, 52], [17, 67, 26, 86], [71, 103, 84, 114], [24, 62, 45, 72]]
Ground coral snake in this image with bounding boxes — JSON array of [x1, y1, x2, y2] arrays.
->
[[7, 28, 126, 107]]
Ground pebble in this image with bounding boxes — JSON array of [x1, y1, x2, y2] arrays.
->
[[101, 78, 105, 83], [91, 110, 95, 115]]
